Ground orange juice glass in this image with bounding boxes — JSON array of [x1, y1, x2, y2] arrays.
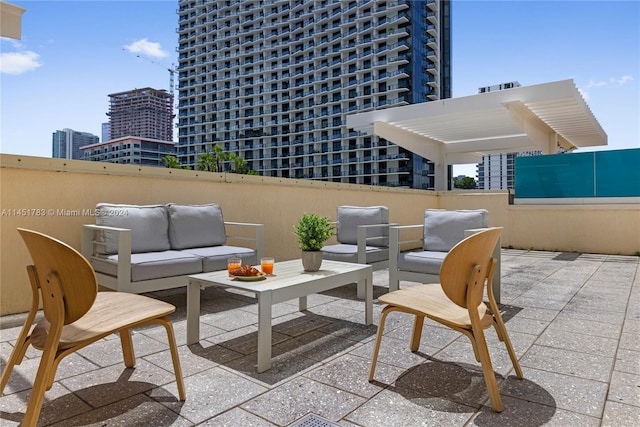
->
[[261, 257, 275, 275], [227, 257, 241, 274]]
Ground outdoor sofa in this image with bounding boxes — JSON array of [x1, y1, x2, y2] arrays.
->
[[81, 203, 264, 294]]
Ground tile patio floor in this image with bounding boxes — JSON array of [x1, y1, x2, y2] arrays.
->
[[1, 250, 638, 426]]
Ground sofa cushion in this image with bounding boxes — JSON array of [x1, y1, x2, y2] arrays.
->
[[167, 203, 226, 250], [91, 250, 203, 282], [398, 250, 447, 275], [423, 209, 488, 252], [322, 244, 389, 264], [337, 205, 390, 246], [181, 245, 257, 272], [95, 204, 170, 254]]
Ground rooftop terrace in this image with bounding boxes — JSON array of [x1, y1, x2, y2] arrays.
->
[[1, 249, 638, 426]]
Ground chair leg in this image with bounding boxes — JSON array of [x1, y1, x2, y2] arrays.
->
[[369, 305, 393, 381], [471, 327, 504, 412], [459, 329, 482, 362], [0, 333, 33, 395], [23, 323, 64, 426], [410, 315, 425, 352], [487, 295, 524, 380], [160, 317, 186, 401], [492, 317, 523, 379], [2, 266, 41, 395], [388, 270, 399, 293], [119, 329, 136, 368]]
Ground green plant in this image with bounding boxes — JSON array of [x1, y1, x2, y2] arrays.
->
[[635, 250, 640, 257], [293, 213, 335, 251]]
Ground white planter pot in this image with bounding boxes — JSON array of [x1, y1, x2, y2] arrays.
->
[[301, 251, 323, 272]]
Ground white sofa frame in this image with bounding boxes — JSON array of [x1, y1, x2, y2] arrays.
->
[[81, 221, 264, 294]]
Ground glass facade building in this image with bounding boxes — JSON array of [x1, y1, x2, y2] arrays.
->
[[176, 0, 450, 188], [52, 128, 99, 160]]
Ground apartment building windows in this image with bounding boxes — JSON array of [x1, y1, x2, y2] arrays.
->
[[176, 0, 450, 188]]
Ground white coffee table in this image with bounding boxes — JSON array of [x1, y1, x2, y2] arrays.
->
[[187, 259, 373, 372]]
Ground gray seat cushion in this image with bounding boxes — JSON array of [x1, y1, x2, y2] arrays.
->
[[167, 203, 227, 250], [321, 244, 389, 264], [92, 250, 202, 282], [95, 204, 171, 254], [398, 250, 447, 275], [181, 245, 257, 272], [337, 205, 390, 247], [423, 209, 488, 252]]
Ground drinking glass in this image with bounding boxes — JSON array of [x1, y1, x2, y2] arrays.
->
[[227, 257, 242, 275], [260, 257, 275, 275]]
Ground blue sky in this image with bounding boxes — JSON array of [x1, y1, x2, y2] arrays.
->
[[1, 0, 638, 177]]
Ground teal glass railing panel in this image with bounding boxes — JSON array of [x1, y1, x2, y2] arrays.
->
[[515, 148, 640, 198], [595, 150, 640, 197], [515, 152, 594, 198]]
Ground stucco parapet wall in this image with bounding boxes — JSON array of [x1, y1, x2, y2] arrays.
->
[[0, 154, 427, 195]]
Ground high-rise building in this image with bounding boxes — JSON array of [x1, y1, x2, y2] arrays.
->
[[52, 128, 99, 160], [175, 0, 451, 188], [102, 122, 110, 143], [107, 87, 175, 141]]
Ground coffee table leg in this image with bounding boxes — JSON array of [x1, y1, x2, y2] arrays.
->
[[299, 296, 307, 311], [186, 281, 200, 345], [257, 291, 273, 373], [357, 281, 365, 299], [364, 269, 373, 325]]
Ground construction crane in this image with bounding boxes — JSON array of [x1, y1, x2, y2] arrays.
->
[[125, 50, 177, 94], [136, 55, 177, 94]]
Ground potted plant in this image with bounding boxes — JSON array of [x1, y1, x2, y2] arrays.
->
[[293, 212, 335, 271]]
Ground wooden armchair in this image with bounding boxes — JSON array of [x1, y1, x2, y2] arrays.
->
[[370, 227, 522, 412], [0, 229, 186, 426]]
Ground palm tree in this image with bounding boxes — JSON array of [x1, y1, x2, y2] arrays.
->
[[197, 152, 218, 172], [161, 155, 182, 169]]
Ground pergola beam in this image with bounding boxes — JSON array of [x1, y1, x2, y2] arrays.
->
[[0, 1, 25, 40], [373, 121, 448, 190]]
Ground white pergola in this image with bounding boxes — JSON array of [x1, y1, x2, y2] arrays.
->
[[0, 1, 25, 39], [347, 79, 607, 190]]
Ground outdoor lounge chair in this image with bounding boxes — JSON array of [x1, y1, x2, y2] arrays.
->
[[321, 205, 394, 297], [1, 229, 186, 426], [369, 227, 523, 412], [388, 209, 501, 302]]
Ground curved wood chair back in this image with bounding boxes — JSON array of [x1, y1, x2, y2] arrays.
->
[[439, 227, 502, 309], [17, 228, 97, 325]]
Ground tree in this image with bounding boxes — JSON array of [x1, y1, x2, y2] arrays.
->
[[197, 152, 218, 172], [161, 155, 183, 169], [453, 176, 477, 189], [197, 144, 258, 175]]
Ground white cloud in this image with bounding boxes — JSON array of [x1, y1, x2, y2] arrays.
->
[[123, 38, 167, 58], [615, 75, 634, 86], [0, 51, 42, 75], [584, 75, 634, 89], [580, 75, 634, 100]]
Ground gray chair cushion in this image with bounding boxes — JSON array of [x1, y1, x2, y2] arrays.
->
[[91, 250, 202, 282], [95, 203, 170, 254], [167, 203, 227, 250], [423, 209, 488, 252], [322, 244, 389, 264], [398, 250, 447, 275], [181, 245, 257, 272], [336, 205, 390, 246]]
